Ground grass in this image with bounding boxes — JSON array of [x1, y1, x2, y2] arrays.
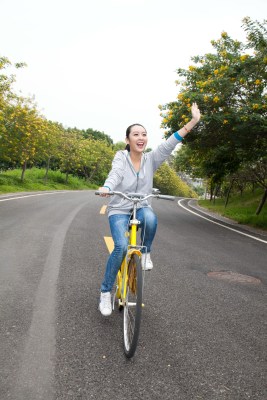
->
[[0, 167, 98, 193], [198, 189, 267, 231]]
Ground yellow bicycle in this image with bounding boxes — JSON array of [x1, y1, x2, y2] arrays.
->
[[96, 190, 174, 358]]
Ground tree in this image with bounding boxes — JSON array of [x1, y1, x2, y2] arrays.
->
[[0, 56, 27, 171], [0, 54, 116, 187], [0, 56, 26, 107], [82, 128, 113, 146], [79, 139, 114, 184], [37, 120, 64, 182], [243, 158, 267, 215], [113, 141, 126, 151], [160, 18, 267, 190], [153, 162, 197, 197], [58, 128, 83, 182], [0, 98, 47, 181]]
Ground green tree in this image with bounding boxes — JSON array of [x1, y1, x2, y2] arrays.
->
[[37, 120, 64, 182], [82, 128, 113, 146], [0, 56, 26, 107], [58, 128, 83, 182], [113, 141, 126, 151], [79, 139, 114, 184], [242, 158, 267, 215]]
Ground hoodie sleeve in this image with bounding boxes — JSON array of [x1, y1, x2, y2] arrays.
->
[[103, 151, 126, 191], [150, 134, 181, 171]]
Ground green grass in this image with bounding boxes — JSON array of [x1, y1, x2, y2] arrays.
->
[[198, 189, 267, 230], [0, 168, 97, 193]]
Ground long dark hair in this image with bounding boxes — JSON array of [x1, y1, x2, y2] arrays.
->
[[125, 123, 146, 152]]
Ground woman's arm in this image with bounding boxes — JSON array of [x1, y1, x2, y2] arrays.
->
[[150, 102, 201, 171]]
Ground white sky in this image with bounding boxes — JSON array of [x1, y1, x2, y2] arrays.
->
[[1, 0, 266, 148]]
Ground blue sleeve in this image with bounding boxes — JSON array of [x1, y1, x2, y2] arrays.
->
[[174, 131, 183, 141]]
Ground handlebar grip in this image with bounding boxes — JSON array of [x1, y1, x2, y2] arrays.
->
[[158, 194, 175, 201], [95, 190, 114, 195]]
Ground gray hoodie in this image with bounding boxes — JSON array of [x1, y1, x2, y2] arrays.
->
[[103, 134, 180, 216]]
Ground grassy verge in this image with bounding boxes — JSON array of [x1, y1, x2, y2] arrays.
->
[[0, 168, 98, 193], [198, 189, 267, 231]]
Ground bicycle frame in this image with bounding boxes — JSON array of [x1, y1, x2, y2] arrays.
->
[[117, 202, 143, 307]]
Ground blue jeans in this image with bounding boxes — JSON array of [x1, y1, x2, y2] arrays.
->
[[101, 207, 158, 293]]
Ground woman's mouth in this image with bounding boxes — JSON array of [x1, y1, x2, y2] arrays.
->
[[137, 142, 144, 148]]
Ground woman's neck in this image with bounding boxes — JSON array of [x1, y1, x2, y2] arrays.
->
[[129, 151, 142, 172], [129, 151, 142, 163]]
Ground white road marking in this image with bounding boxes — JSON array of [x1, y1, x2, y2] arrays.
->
[[0, 192, 70, 202], [178, 199, 267, 244]]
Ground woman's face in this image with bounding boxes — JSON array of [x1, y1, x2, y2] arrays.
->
[[126, 125, 148, 153]]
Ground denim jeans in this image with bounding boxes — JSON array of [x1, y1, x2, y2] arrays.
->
[[100, 207, 158, 293]]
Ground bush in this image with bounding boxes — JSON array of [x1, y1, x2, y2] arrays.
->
[[153, 163, 197, 197]]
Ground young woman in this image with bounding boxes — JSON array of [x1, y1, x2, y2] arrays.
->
[[98, 103, 201, 316]]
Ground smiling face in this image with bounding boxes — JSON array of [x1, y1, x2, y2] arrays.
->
[[126, 125, 148, 153]]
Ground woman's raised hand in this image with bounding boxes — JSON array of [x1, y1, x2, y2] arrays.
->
[[191, 102, 201, 122]]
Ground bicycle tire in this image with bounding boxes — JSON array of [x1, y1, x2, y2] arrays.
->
[[123, 253, 143, 358]]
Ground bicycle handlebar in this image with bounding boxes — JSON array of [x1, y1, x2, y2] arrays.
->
[[95, 190, 175, 202]]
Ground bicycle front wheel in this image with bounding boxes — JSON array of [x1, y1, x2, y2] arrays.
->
[[123, 253, 143, 358]]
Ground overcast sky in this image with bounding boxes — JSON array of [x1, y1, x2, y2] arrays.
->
[[1, 0, 266, 148]]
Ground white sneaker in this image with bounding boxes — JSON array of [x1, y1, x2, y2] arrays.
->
[[141, 253, 153, 271], [99, 292, 112, 316]]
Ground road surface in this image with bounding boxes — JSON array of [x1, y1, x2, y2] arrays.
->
[[0, 190, 266, 400]]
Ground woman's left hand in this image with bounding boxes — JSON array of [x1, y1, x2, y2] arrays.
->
[[191, 102, 201, 122]]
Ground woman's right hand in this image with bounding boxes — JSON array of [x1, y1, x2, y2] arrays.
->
[[98, 187, 110, 197]]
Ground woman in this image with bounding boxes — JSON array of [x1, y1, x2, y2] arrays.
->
[[98, 103, 201, 316]]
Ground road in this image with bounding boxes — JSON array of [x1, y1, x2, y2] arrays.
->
[[0, 190, 266, 400]]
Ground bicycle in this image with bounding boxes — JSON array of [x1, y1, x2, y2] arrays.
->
[[96, 189, 175, 358]]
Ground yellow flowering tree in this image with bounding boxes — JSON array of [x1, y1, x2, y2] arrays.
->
[[160, 17, 267, 209], [0, 55, 115, 186], [1, 98, 48, 181]]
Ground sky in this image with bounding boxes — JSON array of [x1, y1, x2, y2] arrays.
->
[[1, 0, 266, 148]]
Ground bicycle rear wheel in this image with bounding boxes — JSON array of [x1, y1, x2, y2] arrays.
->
[[123, 253, 143, 358]]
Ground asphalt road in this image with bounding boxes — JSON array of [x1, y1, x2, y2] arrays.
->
[[0, 190, 266, 400]]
